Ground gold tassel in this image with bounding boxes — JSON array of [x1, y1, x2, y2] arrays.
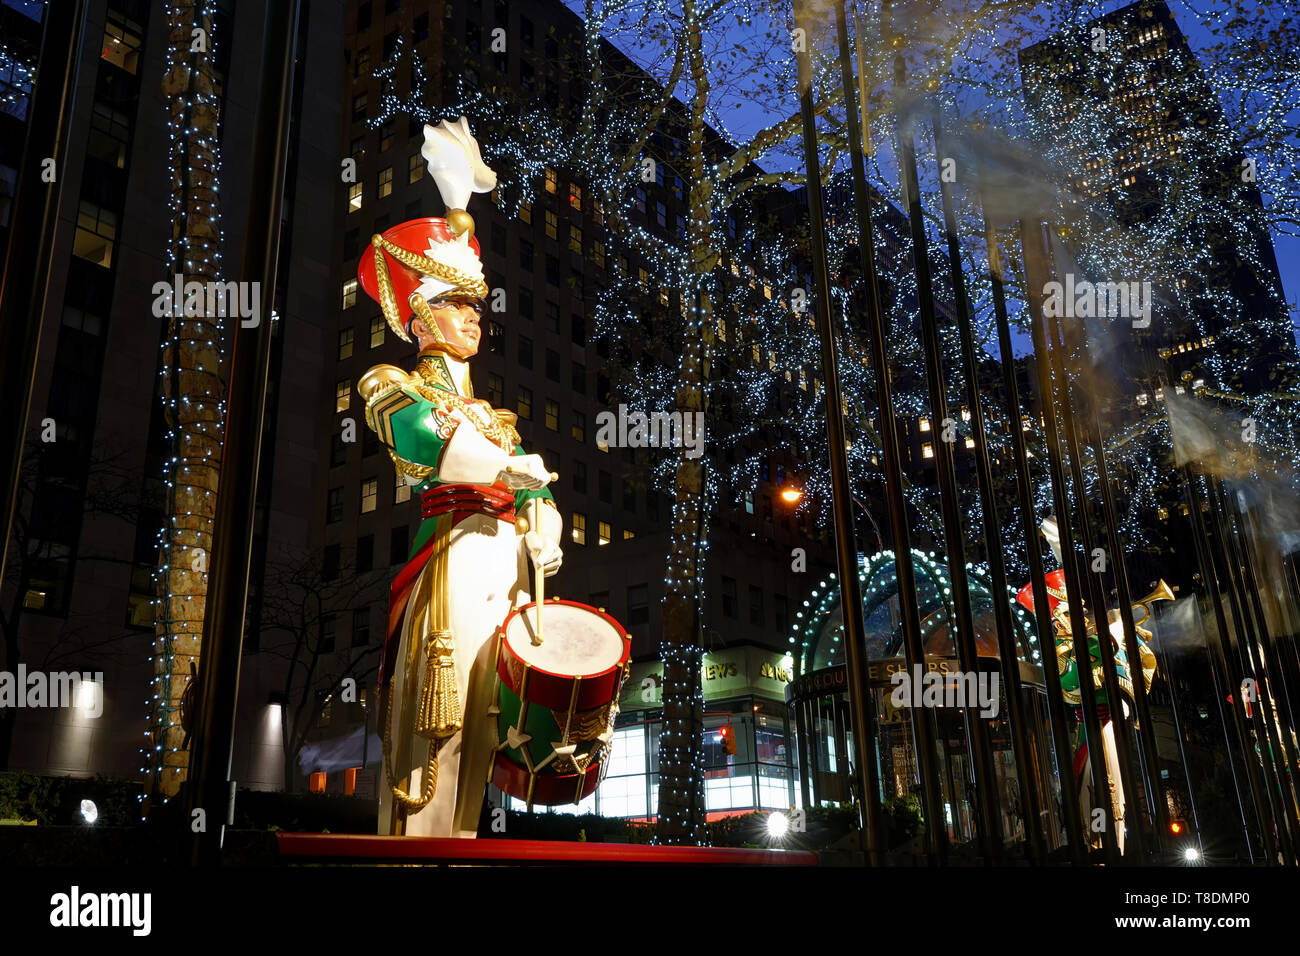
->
[[415, 630, 461, 739]]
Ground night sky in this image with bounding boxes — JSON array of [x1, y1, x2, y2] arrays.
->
[[563, 0, 1298, 345]]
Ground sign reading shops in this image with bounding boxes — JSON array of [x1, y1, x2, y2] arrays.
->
[[619, 645, 794, 712]]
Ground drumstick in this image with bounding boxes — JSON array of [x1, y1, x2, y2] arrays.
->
[[531, 496, 544, 646]]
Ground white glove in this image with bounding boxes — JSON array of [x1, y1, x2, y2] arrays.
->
[[524, 503, 563, 577], [497, 453, 552, 491], [439, 416, 552, 490]]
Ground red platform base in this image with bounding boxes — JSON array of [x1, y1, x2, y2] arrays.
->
[[275, 832, 818, 866]]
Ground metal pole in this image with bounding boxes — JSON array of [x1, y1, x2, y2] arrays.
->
[[982, 221, 1088, 862], [882, 4, 999, 862], [1217, 484, 1300, 801], [1203, 478, 1300, 858], [793, 0, 885, 865], [1240, 502, 1300, 745], [1087, 414, 1169, 850], [0, 0, 87, 586], [1041, 290, 1147, 863], [931, 112, 1045, 864], [187, 0, 301, 865], [1179, 467, 1278, 862], [1153, 634, 1208, 860], [831, 0, 943, 865], [1020, 219, 1116, 862]]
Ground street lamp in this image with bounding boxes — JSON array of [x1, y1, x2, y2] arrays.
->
[[779, 483, 885, 555]]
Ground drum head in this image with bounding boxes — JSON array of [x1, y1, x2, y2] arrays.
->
[[504, 601, 625, 678]]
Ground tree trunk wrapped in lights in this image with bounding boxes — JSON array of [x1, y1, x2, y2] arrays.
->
[[148, 0, 226, 799]]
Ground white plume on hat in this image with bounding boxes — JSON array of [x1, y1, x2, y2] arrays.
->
[[409, 116, 495, 302], [421, 116, 497, 211], [414, 234, 486, 302]]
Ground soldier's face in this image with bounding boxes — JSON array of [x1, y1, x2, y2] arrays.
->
[[414, 299, 482, 358]]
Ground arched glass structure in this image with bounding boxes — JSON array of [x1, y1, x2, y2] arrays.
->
[[794, 550, 1041, 673], [785, 550, 1064, 851]]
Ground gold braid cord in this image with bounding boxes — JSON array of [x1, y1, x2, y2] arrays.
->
[[375, 235, 489, 298], [372, 241, 409, 343], [382, 515, 461, 811], [370, 232, 489, 343]]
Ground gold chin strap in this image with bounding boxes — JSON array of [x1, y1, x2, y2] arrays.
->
[[370, 232, 490, 342], [409, 293, 475, 361]]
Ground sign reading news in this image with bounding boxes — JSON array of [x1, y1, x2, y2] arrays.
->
[[619, 646, 794, 712]]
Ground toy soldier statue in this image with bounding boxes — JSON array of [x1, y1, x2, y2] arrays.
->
[[1016, 517, 1163, 854], [357, 118, 564, 837]]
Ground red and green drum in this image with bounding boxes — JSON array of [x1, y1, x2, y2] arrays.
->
[[489, 599, 631, 807]]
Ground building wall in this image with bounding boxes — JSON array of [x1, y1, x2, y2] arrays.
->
[[4, 0, 346, 784]]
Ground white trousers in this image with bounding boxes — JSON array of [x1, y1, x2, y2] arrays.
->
[[379, 513, 531, 837]]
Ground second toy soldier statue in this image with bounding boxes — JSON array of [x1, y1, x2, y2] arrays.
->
[[357, 117, 563, 837]]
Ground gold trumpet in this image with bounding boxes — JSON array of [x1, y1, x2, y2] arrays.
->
[[1130, 579, 1176, 637]]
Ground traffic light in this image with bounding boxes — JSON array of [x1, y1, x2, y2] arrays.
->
[[719, 723, 738, 756], [1169, 819, 1186, 837]]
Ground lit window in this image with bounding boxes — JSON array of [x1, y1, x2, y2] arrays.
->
[[545, 399, 559, 431], [349, 182, 363, 211], [517, 387, 532, 420], [370, 316, 385, 348], [592, 240, 605, 267], [569, 224, 582, 255], [308, 772, 326, 794], [623, 530, 636, 540], [487, 373, 504, 406], [338, 328, 355, 359], [919, 417, 931, 432], [395, 472, 410, 504], [342, 279, 358, 310], [571, 512, 587, 545], [960, 406, 971, 422], [378, 166, 393, 199], [545, 211, 558, 239], [336, 379, 352, 413], [571, 411, 585, 442], [922, 442, 934, 459], [598, 521, 611, 546], [73, 202, 117, 268], [519, 201, 532, 224], [716, 315, 727, 342], [361, 478, 378, 513], [101, 13, 142, 74], [408, 153, 423, 184], [964, 437, 975, 449], [569, 183, 582, 210], [544, 168, 557, 194]]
